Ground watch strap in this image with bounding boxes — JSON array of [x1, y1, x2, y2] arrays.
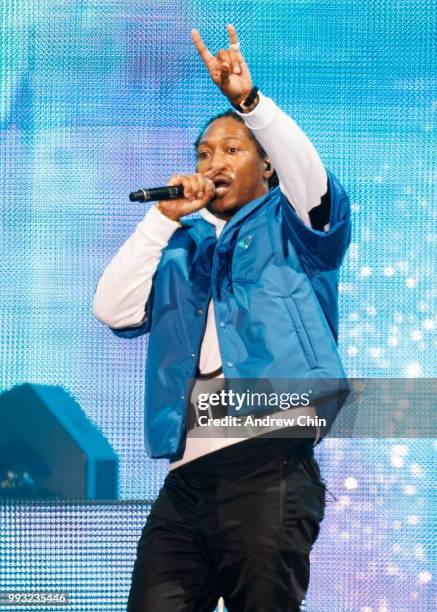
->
[[231, 86, 259, 113]]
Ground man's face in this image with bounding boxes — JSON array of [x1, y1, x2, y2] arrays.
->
[[196, 116, 268, 219]]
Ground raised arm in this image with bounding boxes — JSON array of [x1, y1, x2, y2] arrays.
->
[[235, 93, 328, 228], [192, 24, 328, 228]]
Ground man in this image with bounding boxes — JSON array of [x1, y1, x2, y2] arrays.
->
[[93, 24, 350, 612]]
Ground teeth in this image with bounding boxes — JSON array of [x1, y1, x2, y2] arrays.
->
[[215, 185, 229, 196]]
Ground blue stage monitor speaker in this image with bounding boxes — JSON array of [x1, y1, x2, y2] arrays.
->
[[0, 384, 118, 500]]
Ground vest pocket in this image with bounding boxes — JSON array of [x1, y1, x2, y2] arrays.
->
[[231, 223, 275, 283], [283, 295, 318, 370]]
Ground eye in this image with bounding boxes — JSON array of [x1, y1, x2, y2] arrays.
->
[[228, 146, 240, 154], [197, 151, 209, 160]]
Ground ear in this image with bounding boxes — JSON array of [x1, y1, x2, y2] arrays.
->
[[263, 158, 274, 180]]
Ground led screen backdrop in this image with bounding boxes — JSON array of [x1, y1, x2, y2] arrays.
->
[[1, 0, 436, 610]]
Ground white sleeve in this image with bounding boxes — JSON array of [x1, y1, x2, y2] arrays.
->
[[92, 206, 180, 329], [237, 92, 328, 228]]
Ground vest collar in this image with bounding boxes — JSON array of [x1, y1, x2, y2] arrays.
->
[[226, 187, 276, 227], [182, 187, 278, 244], [219, 187, 278, 234]]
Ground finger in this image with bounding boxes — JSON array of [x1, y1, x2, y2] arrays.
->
[[168, 175, 193, 199], [199, 172, 212, 192], [167, 175, 183, 187], [181, 175, 216, 211], [226, 23, 244, 64], [190, 174, 203, 197], [203, 165, 226, 179], [217, 49, 232, 63], [227, 23, 239, 46], [231, 57, 241, 75], [228, 48, 242, 75], [200, 174, 215, 197], [184, 175, 200, 199], [180, 187, 214, 215], [180, 199, 208, 216], [217, 49, 233, 74], [215, 50, 232, 86], [220, 64, 231, 86], [204, 178, 215, 197], [191, 29, 214, 66]]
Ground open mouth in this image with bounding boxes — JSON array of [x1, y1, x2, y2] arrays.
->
[[213, 177, 232, 198]]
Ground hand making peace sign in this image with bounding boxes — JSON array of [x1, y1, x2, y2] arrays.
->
[[191, 24, 253, 107]]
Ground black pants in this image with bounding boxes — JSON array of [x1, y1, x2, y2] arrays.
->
[[127, 438, 325, 612]]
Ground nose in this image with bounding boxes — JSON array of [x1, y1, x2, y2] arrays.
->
[[209, 150, 228, 171], [198, 155, 226, 177]]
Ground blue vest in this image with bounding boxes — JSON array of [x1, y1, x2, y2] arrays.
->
[[112, 171, 351, 459]]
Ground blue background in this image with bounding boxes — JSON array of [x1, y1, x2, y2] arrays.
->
[[1, 0, 435, 609]]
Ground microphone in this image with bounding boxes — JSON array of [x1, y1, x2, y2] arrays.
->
[[129, 185, 184, 203]]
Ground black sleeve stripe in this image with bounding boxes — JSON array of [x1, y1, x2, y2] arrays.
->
[[308, 182, 331, 231]]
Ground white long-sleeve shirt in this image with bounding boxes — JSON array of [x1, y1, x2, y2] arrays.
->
[[93, 92, 327, 467]]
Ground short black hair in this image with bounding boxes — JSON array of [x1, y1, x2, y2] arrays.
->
[[194, 109, 279, 190]]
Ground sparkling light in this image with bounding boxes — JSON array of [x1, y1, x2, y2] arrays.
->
[[383, 266, 395, 276], [390, 455, 405, 468], [391, 444, 409, 456], [417, 571, 432, 584], [405, 362, 422, 376], [345, 477, 358, 490]]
